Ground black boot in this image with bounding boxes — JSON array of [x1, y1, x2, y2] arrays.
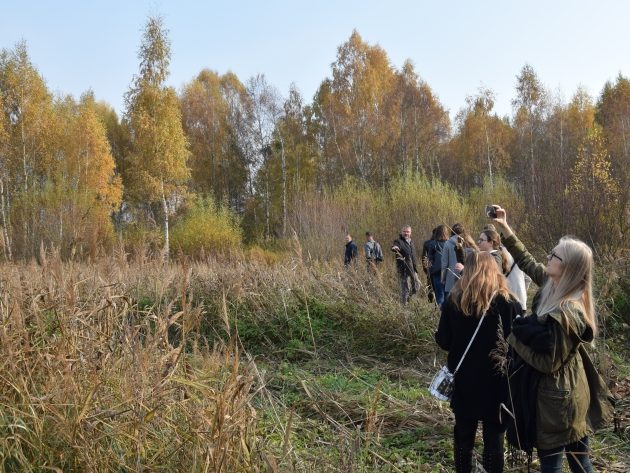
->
[[482, 451, 504, 473], [454, 445, 473, 473]]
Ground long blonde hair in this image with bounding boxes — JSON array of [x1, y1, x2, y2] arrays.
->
[[536, 236, 597, 335], [450, 251, 512, 316]]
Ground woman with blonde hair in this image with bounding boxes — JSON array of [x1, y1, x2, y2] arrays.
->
[[435, 251, 522, 472], [491, 205, 613, 473]]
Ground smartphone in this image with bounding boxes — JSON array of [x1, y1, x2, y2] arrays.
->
[[485, 205, 497, 219]]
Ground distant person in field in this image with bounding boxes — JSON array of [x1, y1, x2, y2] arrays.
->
[[364, 231, 383, 270], [421, 228, 438, 303], [392, 225, 420, 304], [344, 234, 358, 267], [427, 224, 449, 306], [435, 251, 521, 473]]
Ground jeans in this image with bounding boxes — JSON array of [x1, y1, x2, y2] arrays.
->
[[399, 273, 419, 304], [454, 414, 505, 473], [538, 437, 594, 473], [431, 272, 445, 306]]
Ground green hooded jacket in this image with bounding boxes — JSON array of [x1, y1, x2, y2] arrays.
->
[[503, 234, 613, 450]]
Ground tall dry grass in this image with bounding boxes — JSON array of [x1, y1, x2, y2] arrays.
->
[[0, 246, 439, 472], [1, 245, 625, 472], [0, 256, 263, 472]]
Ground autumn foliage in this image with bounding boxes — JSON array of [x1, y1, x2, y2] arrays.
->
[[0, 20, 628, 260]]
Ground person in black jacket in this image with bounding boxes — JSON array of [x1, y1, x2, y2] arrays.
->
[[421, 227, 438, 303], [344, 234, 358, 267], [391, 225, 419, 304], [435, 251, 522, 473]]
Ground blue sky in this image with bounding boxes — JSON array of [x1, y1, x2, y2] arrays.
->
[[2, 1, 630, 121]]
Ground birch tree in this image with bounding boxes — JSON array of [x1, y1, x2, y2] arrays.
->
[[124, 16, 189, 260]]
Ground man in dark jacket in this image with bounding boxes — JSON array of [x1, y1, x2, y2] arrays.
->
[[392, 225, 419, 304], [344, 234, 358, 267]]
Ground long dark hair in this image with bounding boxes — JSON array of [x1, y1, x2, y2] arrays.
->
[[435, 224, 449, 242]]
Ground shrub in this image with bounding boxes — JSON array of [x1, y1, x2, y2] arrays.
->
[[170, 196, 241, 258], [122, 222, 164, 261]]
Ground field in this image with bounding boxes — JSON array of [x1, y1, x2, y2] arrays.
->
[[0, 248, 628, 472]]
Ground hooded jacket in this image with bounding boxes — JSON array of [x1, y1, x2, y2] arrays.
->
[[503, 234, 614, 450]]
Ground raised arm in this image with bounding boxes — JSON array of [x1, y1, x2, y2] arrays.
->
[[490, 205, 547, 287]]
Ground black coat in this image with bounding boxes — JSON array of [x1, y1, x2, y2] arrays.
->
[[435, 294, 522, 421], [392, 235, 418, 276], [344, 240, 358, 265], [427, 240, 446, 275]]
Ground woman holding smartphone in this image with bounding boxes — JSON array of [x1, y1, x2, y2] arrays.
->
[[491, 205, 612, 473]]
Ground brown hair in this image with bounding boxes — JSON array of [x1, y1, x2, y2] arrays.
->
[[451, 223, 464, 235], [435, 224, 450, 242], [450, 251, 512, 316], [481, 230, 510, 274]]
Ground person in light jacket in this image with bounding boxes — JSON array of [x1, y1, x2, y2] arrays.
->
[[441, 223, 476, 301]]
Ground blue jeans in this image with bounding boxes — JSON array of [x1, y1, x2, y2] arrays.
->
[[538, 437, 594, 473], [431, 273, 445, 306]]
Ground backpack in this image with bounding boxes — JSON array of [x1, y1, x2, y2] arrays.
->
[[373, 242, 384, 262]]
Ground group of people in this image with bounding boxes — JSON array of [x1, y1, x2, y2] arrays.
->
[[345, 219, 528, 309], [344, 205, 614, 472], [344, 232, 383, 268], [423, 222, 531, 310], [435, 205, 613, 472]]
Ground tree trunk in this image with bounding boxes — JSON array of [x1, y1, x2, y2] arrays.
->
[[529, 125, 537, 210], [264, 171, 270, 239], [161, 179, 169, 262], [0, 178, 12, 261], [280, 135, 287, 238], [485, 124, 493, 187]]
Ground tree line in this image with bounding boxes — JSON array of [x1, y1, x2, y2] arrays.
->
[[0, 17, 627, 260]]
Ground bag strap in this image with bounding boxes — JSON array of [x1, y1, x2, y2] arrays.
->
[[453, 292, 497, 375], [505, 260, 517, 278]]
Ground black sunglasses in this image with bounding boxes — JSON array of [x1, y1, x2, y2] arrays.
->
[[548, 251, 563, 262]]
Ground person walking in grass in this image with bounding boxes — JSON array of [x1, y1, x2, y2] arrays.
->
[[427, 224, 449, 306], [392, 225, 419, 304], [364, 231, 383, 271], [442, 223, 475, 302], [344, 234, 358, 267], [422, 227, 438, 304]]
